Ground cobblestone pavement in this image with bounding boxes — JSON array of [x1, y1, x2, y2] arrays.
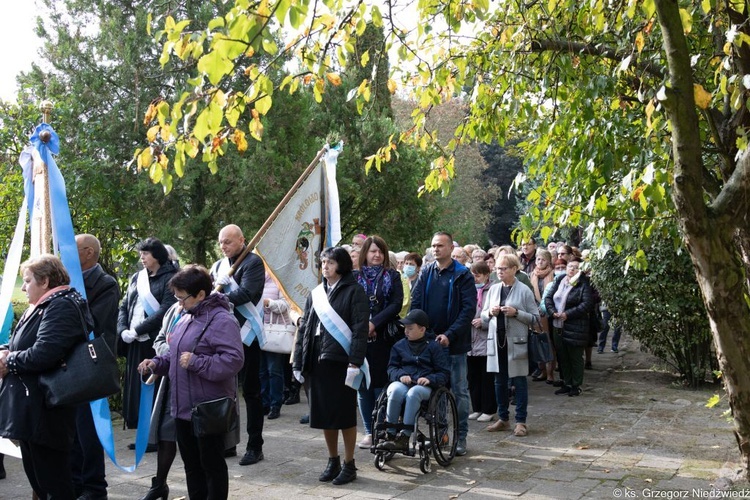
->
[[0, 335, 742, 499]]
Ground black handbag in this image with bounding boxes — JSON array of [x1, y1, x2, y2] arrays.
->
[[188, 314, 238, 437], [38, 299, 120, 407], [191, 396, 238, 437]]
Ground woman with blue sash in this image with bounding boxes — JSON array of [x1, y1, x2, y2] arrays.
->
[[117, 238, 177, 430], [292, 247, 369, 486]]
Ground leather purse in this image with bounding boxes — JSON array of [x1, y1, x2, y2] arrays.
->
[[261, 312, 296, 354], [188, 314, 238, 437], [38, 298, 120, 407], [191, 396, 238, 437]]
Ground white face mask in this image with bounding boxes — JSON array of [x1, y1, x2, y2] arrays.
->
[[554, 270, 565, 278], [402, 264, 417, 278]]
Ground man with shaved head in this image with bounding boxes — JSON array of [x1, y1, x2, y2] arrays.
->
[[74, 233, 120, 499], [211, 224, 266, 466]]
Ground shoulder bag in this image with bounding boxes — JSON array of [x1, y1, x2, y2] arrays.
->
[[261, 312, 296, 354], [38, 297, 120, 407], [188, 313, 238, 437]]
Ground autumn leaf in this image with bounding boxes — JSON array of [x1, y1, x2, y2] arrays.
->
[[143, 103, 158, 126], [146, 125, 160, 143], [387, 79, 397, 94], [632, 185, 645, 202], [233, 129, 248, 153], [326, 72, 342, 86], [210, 136, 224, 153], [693, 84, 712, 109]]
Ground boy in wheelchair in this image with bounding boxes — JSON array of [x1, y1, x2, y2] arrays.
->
[[378, 309, 450, 451]]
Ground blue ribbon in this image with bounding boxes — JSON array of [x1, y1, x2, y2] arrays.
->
[[23, 123, 154, 471]]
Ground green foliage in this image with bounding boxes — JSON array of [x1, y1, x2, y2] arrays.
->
[[590, 237, 716, 387]]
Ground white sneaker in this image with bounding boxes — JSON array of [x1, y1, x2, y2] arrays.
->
[[358, 434, 372, 448], [468, 412, 482, 420], [477, 413, 496, 422]]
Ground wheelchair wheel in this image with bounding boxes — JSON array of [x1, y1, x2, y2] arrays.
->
[[374, 451, 387, 471], [419, 445, 432, 474], [428, 386, 458, 466]]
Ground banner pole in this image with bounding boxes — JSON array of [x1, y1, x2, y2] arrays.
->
[[214, 146, 328, 292]]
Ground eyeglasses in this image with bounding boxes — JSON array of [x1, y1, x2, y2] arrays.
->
[[174, 294, 193, 302]]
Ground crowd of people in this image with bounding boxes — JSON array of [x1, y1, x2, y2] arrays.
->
[[0, 228, 619, 499]]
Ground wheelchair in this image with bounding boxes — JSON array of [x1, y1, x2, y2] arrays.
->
[[370, 385, 458, 474]]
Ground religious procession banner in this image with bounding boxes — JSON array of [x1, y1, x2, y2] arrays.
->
[[255, 144, 342, 314]]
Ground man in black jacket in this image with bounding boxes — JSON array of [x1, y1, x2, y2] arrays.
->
[[74, 234, 120, 500], [211, 224, 266, 466], [410, 231, 476, 456]]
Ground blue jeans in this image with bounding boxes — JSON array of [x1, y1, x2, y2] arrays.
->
[[598, 310, 621, 351], [385, 382, 432, 435], [494, 344, 528, 423], [449, 353, 470, 441], [358, 386, 384, 435], [259, 350, 286, 409]]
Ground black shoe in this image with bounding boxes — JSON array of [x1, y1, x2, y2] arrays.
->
[[332, 459, 357, 485], [585, 361, 593, 370], [611, 347, 619, 353], [299, 414, 310, 424], [551, 380, 565, 387], [0, 464, 5, 480], [128, 443, 157, 452], [139, 477, 168, 500], [568, 386, 582, 397], [597, 349, 604, 354], [555, 386, 571, 395], [239, 449, 264, 466], [268, 406, 281, 420], [77, 491, 108, 500], [224, 446, 237, 458], [284, 389, 300, 405], [380, 432, 409, 451], [319, 456, 341, 482]]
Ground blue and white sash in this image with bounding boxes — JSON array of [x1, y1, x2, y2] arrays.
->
[[136, 269, 159, 316], [311, 283, 370, 389], [217, 258, 263, 346]]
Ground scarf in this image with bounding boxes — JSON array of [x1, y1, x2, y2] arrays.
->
[[531, 265, 553, 301], [357, 265, 392, 298]]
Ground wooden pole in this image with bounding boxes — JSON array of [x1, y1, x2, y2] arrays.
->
[[214, 146, 328, 292]]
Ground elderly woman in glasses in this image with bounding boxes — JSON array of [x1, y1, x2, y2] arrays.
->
[[481, 254, 539, 437], [544, 259, 594, 397]]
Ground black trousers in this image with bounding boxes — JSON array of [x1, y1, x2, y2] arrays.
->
[[20, 440, 75, 499], [241, 340, 264, 452], [467, 355, 497, 415], [175, 418, 228, 500], [71, 404, 107, 497]]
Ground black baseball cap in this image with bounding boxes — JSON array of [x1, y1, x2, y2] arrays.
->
[[401, 309, 429, 328]]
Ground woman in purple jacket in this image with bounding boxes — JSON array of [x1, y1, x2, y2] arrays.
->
[[139, 265, 244, 500]]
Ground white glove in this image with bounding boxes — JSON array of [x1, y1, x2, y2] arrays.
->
[[121, 329, 138, 344], [293, 370, 305, 384], [216, 274, 233, 287], [136, 334, 151, 343]]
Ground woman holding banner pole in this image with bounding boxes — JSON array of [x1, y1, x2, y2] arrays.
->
[[293, 247, 369, 486], [118, 237, 178, 432]]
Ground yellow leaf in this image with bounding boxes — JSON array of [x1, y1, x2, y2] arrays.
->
[[146, 125, 160, 143], [387, 79, 397, 94], [706, 394, 721, 408], [635, 32, 645, 54], [158, 153, 169, 168], [138, 147, 154, 169], [694, 83, 712, 109], [233, 129, 248, 153], [326, 72, 342, 86], [185, 138, 200, 158], [249, 116, 264, 141]]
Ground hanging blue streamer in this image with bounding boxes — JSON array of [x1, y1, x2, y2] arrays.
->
[[23, 123, 154, 471], [0, 303, 12, 345]]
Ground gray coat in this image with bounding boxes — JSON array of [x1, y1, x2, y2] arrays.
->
[[480, 279, 539, 378]]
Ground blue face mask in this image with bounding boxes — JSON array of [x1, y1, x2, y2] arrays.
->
[[403, 264, 416, 278], [475, 282, 485, 289], [555, 270, 565, 277]]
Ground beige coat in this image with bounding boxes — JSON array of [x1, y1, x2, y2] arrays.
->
[[480, 279, 539, 378]]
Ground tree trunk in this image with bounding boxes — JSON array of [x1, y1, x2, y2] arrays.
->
[[656, 0, 750, 477]]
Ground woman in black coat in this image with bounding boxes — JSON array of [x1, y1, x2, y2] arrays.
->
[[354, 236, 404, 449], [0, 254, 94, 499], [544, 259, 594, 397], [293, 247, 369, 486], [117, 237, 177, 429]]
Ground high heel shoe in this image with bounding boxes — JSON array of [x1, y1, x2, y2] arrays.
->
[[139, 477, 169, 500]]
